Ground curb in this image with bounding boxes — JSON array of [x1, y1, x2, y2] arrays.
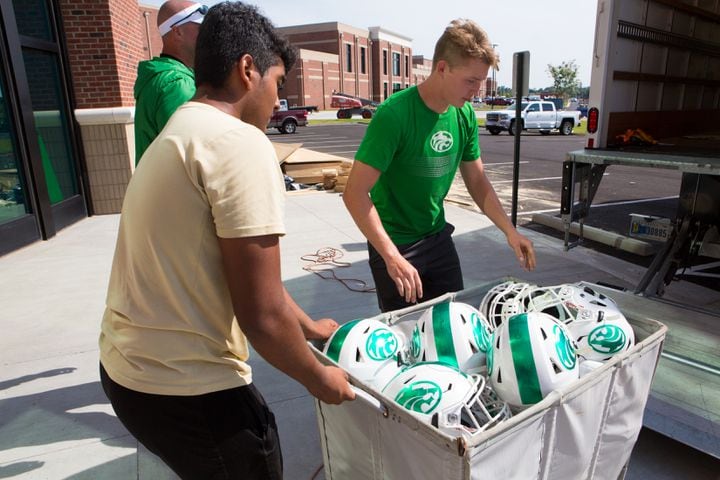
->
[[531, 213, 657, 256]]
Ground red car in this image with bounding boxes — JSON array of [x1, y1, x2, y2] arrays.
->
[[484, 97, 513, 106]]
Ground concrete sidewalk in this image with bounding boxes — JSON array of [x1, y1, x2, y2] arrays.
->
[[1, 191, 718, 479]]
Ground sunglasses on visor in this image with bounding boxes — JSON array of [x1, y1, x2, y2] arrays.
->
[[158, 4, 208, 36]]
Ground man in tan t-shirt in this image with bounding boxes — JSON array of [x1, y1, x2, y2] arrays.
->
[[99, 4, 354, 479]]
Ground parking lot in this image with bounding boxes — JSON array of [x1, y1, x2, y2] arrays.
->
[[268, 122, 683, 229], [269, 122, 718, 292]]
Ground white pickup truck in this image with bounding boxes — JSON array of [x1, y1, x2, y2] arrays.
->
[[484, 100, 581, 136]]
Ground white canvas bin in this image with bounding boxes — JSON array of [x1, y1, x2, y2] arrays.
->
[[312, 279, 667, 480]]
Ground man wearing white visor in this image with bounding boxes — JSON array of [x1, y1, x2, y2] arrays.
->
[[134, 1, 207, 164]]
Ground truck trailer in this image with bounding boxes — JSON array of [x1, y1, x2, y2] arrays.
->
[[560, 0, 719, 458]]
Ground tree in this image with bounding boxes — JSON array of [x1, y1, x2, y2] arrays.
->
[[547, 60, 581, 102], [498, 85, 513, 97]]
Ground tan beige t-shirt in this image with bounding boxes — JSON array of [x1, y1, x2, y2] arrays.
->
[[100, 102, 285, 395]]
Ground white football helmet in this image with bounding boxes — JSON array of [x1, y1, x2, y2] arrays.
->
[[516, 283, 634, 362], [411, 302, 493, 373], [488, 312, 579, 408], [382, 362, 510, 437], [323, 318, 406, 390], [479, 281, 534, 328]]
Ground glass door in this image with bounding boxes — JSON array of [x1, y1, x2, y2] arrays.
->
[[0, 0, 88, 254], [0, 70, 30, 225]]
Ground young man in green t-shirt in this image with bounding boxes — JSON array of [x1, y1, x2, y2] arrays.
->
[[344, 19, 536, 312]]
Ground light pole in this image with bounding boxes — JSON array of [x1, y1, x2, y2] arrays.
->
[[491, 44, 498, 110]]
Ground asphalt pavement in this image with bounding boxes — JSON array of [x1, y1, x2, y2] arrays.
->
[[1, 192, 719, 478], [1, 118, 717, 479], [270, 119, 684, 231]]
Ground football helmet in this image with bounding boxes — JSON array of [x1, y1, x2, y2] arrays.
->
[[323, 318, 406, 390], [479, 281, 534, 328], [515, 283, 634, 362], [411, 302, 493, 373], [488, 312, 579, 408], [382, 362, 510, 437]]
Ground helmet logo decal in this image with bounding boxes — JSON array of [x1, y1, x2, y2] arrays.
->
[[394, 380, 442, 414], [553, 324, 577, 370], [411, 325, 422, 360], [472, 313, 491, 353], [430, 131, 453, 153], [365, 328, 399, 361], [588, 324, 626, 354]]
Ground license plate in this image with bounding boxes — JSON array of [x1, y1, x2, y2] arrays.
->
[[629, 214, 672, 242]]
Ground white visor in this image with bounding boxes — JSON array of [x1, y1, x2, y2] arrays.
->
[[158, 4, 206, 37]]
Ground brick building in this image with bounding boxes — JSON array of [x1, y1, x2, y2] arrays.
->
[[276, 22, 374, 110], [0, 1, 484, 255], [412, 55, 432, 86], [368, 26, 413, 102], [285, 49, 340, 111]]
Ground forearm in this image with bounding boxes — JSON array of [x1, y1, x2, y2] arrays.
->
[[343, 187, 399, 263], [242, 298, 325, 389], [219, 236, 325, 391], [283, 287, 314, 336], [461, 160, 536, 270], [466, 173, 517, 238]]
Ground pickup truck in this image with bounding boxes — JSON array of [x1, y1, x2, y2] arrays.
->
[[279, 99, 318, 114], [484, 100, 581, 136], [267, 107, 307, 134]]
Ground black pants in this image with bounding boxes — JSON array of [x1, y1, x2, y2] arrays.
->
[[368, 223, 464, 312], [100, 364, 282, 480]]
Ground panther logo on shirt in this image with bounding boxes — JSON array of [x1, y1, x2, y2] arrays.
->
[[430, 131, 453, 153]]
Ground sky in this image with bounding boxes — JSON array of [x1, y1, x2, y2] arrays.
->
[[144, 0, 598, 89]]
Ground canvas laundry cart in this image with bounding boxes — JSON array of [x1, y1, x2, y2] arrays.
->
[[311, 279, 667, 480]]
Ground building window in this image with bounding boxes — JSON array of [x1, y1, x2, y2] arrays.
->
[[383, 82, 388, 99], [345, 43, 352, 72], [382, 50, 388, 75], [360, 46, 366, 74], [392, 52, 400, 76], [392, 82, 401, 93], [405, 55, 409, 77]]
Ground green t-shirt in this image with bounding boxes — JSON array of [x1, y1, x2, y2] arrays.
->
[[355, 86, 480, 245]]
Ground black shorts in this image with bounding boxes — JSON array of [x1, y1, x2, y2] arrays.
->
[[100, 363, 282, 480], [368, 223, 464, 312]]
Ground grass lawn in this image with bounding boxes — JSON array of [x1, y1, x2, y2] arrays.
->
[[308, 118, 371, 126], [308, 116, 587, 135]]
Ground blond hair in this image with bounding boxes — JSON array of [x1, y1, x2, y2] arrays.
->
[[432, 19, 499, 70]]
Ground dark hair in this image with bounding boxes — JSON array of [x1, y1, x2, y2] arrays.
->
[[194, 2, 297, 88]]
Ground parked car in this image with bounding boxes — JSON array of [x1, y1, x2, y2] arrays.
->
[[484, 97, 513, 106], [267, 108, 307, 134], [484, 100, 581, 135]]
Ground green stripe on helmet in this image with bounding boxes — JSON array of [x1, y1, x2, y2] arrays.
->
[[432, 302, 458, 368], [325, 319, 361, 363], [508, 313, 543, 405]]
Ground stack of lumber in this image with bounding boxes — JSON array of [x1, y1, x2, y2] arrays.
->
[[272, 142, 347, 186], [333, 160, 353, 193]]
